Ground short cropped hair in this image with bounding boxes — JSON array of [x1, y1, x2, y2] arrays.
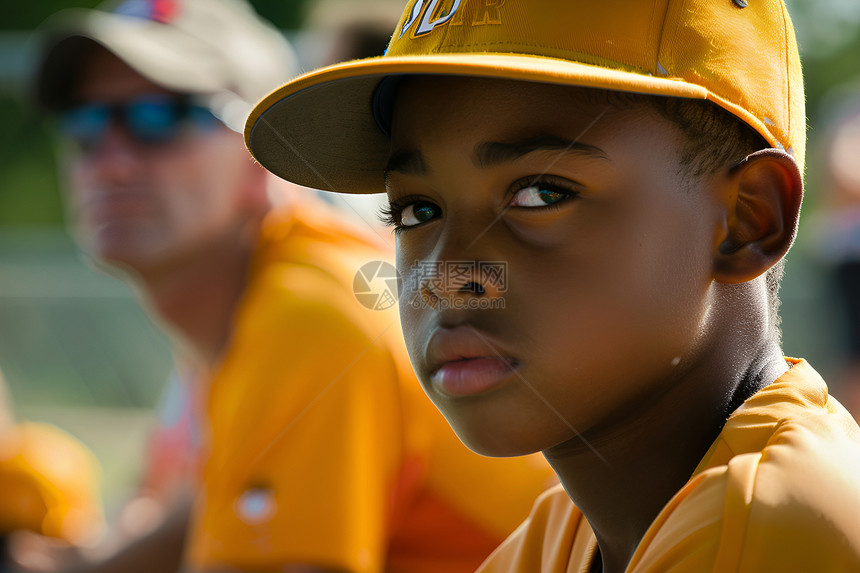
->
[[586, 90, 783, 338], [653, 96, 783, 338]]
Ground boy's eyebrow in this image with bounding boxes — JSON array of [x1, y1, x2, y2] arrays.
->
[[384, 149, 427, 183], [383, 136, 608, 184], [474, 136, 609, 167]]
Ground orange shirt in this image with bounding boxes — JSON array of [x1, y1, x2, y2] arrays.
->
[[187, 197, 556, 572], [478, 358, 860, 572]]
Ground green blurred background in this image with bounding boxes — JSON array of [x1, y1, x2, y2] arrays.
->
[[1, 0, 859, 512]]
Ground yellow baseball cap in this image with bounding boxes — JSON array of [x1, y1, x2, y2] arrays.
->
[[246, 0, 805, 194]]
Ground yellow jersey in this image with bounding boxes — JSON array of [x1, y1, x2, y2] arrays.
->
[[478, 358, 860, 572]]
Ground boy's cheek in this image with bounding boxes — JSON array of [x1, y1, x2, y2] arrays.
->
[[502, 210, 586, 249]]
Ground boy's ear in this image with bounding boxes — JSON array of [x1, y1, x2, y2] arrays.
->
[[713, 149, 803, 284]]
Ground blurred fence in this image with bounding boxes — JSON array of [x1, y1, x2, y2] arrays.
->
[[0, 228, 172, 409]]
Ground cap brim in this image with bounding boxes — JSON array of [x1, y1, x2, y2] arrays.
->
[[36, 9, 227, 111], [246, 53, 720, 195]]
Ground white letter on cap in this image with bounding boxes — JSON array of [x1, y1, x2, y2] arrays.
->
[[415, 0, 463, 36], [400, 0, 427, 38]]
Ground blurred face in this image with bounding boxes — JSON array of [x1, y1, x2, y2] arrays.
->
[[62, 48, 260, 274], [386, 77, 722, 456]]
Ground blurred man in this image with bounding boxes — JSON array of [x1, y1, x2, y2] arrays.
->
[[19, 1, 556, 571]]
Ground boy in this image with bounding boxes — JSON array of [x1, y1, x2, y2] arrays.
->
[[245, 0, 860, 571]]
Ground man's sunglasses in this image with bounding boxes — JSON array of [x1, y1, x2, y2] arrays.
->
[[59, 95, 220, 150]]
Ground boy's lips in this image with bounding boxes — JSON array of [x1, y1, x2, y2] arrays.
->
[[425, 326, 519, 397]]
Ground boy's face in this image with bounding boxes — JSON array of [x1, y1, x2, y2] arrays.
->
[[386, 77, 724, 457]]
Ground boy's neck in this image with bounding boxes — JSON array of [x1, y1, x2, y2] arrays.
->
[[543, 329, 788, 573]]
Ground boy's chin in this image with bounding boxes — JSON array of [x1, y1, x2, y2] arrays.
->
[[444, 416, 561, 458], [459, 436, 538, 458]]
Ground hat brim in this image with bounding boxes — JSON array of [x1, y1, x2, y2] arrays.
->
[[245, 53, 768, 195], [36, 9, 227, 111]]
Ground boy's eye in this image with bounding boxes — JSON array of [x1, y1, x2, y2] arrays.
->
[[401, 201, 441, 227], [509, 183, 570, 208]]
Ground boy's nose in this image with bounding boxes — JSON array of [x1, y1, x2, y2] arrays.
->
[[416, 262, 506, 310], [459, 281, 485, 296]]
